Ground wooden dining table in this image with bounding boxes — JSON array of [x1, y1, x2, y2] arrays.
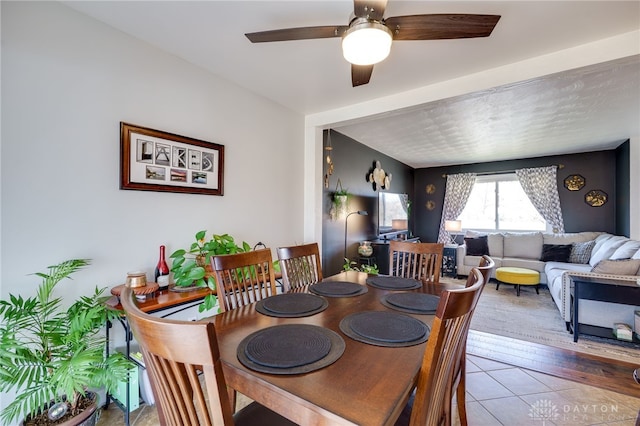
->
[[210, 270, 450, 426]]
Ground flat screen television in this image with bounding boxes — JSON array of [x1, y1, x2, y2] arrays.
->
[[378, 192, 409, 237]]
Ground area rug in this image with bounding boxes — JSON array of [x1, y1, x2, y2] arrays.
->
[[439, 277, 640, 363]]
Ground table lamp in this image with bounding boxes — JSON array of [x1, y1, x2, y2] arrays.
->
[[444, 220, 462, 245], [391, 219, 408, 230]]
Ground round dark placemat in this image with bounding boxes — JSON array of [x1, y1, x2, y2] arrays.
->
[[380, 293, 440, 315], [255, 293, 329, 318], [309, 281, 368, 297], [339, 311, 429, 347], [237, 324, 345, 375], [365, 276, 422, 290]]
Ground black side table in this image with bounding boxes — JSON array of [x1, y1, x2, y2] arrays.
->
[[442, 245, 458, 278], [358, 257, 376, 266], [570, 275, 640, 343]]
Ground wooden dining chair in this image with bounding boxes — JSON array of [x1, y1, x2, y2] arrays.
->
[[211, 248, 277, 313], [389, 241, 444, 283], [476, 255, 495, 286], [120, 287, 296, 426], [454, 255, 495, 426], [277, 243, 323, 292], [395, 268, 485, 426]]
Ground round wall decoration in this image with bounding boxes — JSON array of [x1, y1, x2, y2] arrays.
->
[[584, 189, 607, 207], [563, 174, 585, 191], [425, 200, 436, 211], [425, 184, 436, 194]]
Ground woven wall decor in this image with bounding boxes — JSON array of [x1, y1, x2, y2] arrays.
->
[[584, 189, 607, 207]]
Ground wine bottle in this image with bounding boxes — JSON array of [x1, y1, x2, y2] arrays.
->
[[155, 245, 170, 291]]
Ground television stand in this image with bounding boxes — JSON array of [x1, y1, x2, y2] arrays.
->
[[371, 236, 420, 275]]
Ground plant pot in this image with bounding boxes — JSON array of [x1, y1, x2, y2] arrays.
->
[[22, 392, 99, 426], [195, 255, 213, 272], [331, 195, 348, 220]]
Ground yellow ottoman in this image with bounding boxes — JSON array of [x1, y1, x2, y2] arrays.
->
[[495, 267, 540, 297]]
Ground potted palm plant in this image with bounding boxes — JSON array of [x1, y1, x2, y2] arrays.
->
[[0, 259, 133, 425]]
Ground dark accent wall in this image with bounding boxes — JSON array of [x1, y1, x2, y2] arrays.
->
[[322, 130, 414, 276], [413, 149, 627, 243]]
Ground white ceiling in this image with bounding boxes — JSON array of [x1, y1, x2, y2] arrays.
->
[[63, 1, 640, 168]]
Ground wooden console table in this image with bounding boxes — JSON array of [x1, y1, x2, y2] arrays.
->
[[570, 275, 640, 343], [105, 286, 213, 425]]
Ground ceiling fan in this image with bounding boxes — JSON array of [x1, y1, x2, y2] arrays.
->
[[245, 0, 501, 87]]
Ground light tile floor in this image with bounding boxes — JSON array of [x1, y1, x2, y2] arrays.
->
[[453, 355, 639, 426], [98, 354, 640, 425]]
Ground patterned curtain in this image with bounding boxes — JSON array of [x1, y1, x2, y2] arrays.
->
[[515, 166, 565, 233], [438, 173, 477, 244]]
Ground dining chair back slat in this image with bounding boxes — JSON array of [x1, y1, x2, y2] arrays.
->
[[277, 243, 323, 292], [212, 249, 277, 312], [396, 268, 484, 426], [389, 241, 444, 283]]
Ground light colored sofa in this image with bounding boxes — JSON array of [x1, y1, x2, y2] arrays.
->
[[457, 231, 640, 332]]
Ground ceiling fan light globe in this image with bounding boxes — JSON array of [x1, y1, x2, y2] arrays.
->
[[342, 22, 392, 66]]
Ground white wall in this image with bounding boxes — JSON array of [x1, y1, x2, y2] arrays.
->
[[1, 0, 305, 406], [1, 0, 305, 292], [631, 135, 640, 240]]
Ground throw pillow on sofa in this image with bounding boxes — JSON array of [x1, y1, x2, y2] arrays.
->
[[591, 259, 640, 275], [589, 235, 628, 267], [610, 240, 640, 260], [569, 240, 595, 264], [540, 244, 572, 262], [464, 235, 489, 256]]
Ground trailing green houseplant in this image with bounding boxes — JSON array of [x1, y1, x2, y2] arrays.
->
[[0, 259, 133, 425], [330, 179, 350, 220], [342, 258, 379, 275], [170, 231, 251, 312]]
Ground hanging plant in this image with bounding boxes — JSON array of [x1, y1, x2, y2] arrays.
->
[[330, 179, 349, 220]]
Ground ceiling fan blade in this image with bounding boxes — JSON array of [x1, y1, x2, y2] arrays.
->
[[352, 64, 374, 87], [384, 14, 501, 40], [245, 25, 348, 43], [354, 0, 388, 21]]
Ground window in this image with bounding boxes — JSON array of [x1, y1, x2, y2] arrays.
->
[[458, 174, 547, 232]]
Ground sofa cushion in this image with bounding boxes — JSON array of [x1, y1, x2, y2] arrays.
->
[[591, 259, 640, 275], [589, 235, 629, 267], [543, 232, 600, 245], [487, 233, 503, 258], [503, 232, 543, 259], [569, 240, 596, 264], [541, 244, 571, 262], [590, 234, 614, 258], [464, 235, 489, 256], [610, 240, 640, 260]]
